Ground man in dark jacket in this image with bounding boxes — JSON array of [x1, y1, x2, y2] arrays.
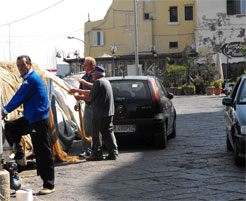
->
[[2, 55, 55, 195], [71, 66, 118, 161]]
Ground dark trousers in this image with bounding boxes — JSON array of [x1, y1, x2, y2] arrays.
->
[[92, 116, 118, 155], [5, 117, 55, 189]]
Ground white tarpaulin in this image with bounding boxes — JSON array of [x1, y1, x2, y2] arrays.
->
[[0, 62, 84, 152]]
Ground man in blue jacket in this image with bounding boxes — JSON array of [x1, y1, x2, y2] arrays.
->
[[1, 55, 55, 195]]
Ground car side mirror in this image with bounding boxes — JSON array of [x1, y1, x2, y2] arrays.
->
[[167, 93, 174, 100], [222, 97, 232, 106]]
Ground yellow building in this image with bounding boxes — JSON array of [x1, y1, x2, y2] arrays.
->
[[84, 0, 196, 75]]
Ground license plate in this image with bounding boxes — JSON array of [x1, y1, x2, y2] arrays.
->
[[114, 125, 136, 133]]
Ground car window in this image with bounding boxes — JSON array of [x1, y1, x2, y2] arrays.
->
[[155, 79, 165, 97], [231, 78, 241, 101], [110, 80, 149, 100], [238, 79, 246, 104]]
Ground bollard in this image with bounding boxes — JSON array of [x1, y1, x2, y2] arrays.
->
[[0, 88, 2, 161], [0, 170, 10, 201], [0, 88, 10, 201]]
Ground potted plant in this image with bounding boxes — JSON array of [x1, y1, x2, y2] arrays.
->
[[206, 81, 215, 95], [182, 84, 195, 95], [194, 75, 204, 95], [214, 79, 222, 95]]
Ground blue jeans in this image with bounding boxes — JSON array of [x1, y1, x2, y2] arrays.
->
[[81, 104, 93, 152]]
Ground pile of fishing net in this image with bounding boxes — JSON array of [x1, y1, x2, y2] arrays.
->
[[0, 61, 84, 162]]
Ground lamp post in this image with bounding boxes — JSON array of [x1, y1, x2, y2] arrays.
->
[[67, 36, 84, 73], [56, 50, 66, 59], [133, 0, 139, 75], [67, 36, 84, 43]]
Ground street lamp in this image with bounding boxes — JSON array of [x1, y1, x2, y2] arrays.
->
[[67, 36, 84, 43], [56, 50, 65, 59]]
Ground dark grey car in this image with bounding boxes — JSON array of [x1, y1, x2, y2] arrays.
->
[[222, 74, 246, 166], [107, 76, 176, 149]]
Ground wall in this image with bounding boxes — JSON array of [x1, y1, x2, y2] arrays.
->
[[195, 0, 246, 65], [84, 0, 196, 58]]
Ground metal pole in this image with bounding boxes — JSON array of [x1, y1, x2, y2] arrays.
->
[[8, 24, 11, 61], [133, 0, 139, 75]]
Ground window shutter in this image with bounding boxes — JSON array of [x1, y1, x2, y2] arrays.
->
[[93, 32, 97, 46], [100, 32, 104, 46]]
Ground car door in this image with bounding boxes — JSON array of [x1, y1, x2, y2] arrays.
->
[[226, 78, 242, 138], [155, 79, 173, 132]]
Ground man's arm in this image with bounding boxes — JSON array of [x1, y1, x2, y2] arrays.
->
[[74, 95, 92, 102], [78, 79, 93, 88], [69, 88, 90, 96]]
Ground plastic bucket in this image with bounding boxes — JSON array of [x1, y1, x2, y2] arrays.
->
[[16, 189, 33, 201]]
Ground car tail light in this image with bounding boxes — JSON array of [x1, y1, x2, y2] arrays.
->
[[148, 79, 158, 101]]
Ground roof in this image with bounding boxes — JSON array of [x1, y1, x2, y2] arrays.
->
[[107, 75, 156, 81]]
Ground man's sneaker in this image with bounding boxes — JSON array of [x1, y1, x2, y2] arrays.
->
[[79, 151, 91, 159], [86, 154, 104, 161], [105, 154, 118, 160], [14, 152, 25, 160], [15, 158, 27, 166], [39, 188, 55, 195]]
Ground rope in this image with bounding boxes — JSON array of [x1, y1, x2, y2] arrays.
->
[[45, 77, 73, 94], [78, 104, 92, 143], [42, 75, 93, 162], [42, 77, 79, 162], [44, 76, 92, 143]]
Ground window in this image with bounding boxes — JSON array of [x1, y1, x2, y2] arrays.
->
[[169, 42, 178, 49], [185, 6, 193, 20], [93, 32, 104, 46], [169, 6, 178, 22], [227, 0, 246, 15], [239, 79, 246, 104], [144, 13, 150, 20]]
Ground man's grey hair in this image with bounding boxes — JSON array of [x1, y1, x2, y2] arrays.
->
[[97, 71, 105, 77]]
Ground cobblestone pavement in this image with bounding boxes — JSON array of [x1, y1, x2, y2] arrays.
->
[[8, 95, 246, 201]]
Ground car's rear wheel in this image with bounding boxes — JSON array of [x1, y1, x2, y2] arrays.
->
[[226, 129, 233, 151], [234, 143, 244, 166], [169, 120, 176, 139], [154, 123, 167, 149]]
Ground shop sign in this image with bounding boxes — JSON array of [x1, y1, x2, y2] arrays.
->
[[221, 42, 246, 57]]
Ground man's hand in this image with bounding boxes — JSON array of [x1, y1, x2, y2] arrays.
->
[[1, 109, 7, 120], [74, 95, 83, 101], [74, 104, 80, 111], [69, 88, 78, 94]]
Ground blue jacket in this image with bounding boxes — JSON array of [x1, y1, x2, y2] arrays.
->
[[4, 69, 50, 124]]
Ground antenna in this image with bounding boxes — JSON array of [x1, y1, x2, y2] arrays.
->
[[88, 13, 90, 22]]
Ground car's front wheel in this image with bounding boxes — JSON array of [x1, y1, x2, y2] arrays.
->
[[226, 128, 233, 151], [153, 123, 167, 149], [169, 120, 176, 139]]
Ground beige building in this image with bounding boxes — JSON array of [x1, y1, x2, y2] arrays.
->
[[84, 0, 196, 75]]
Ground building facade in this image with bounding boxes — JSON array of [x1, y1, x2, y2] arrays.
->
[[84, 0, 196, 76], [195, 0, 246, 80], [65, 0, 245, 80]]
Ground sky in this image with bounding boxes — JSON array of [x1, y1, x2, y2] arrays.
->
[[0, 0, 112, 69]]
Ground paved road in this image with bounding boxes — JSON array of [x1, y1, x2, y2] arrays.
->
[[9, 95, 246, 201]]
